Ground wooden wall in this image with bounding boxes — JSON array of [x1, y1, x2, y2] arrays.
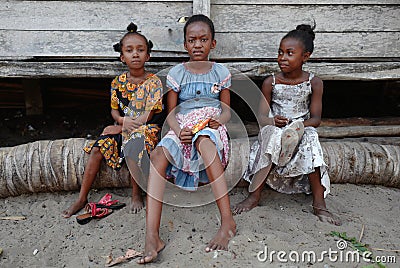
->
[[0, 0, 399, 80]]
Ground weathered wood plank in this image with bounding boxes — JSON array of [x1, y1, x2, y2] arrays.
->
[[318, 125, 400, 138], [320, 117, 400, 127], [213, 32, 400, 59], [4, 2, 397, 33], [1, 61, 399, 80], [1, 30, 398, 59], [212, 5, 400, 32], [212, 0, 400, 4], [193, 0, 210, 16], [238, 122, 400, 138], [0, 30, 186, 57], [1, 1, 191, 31]]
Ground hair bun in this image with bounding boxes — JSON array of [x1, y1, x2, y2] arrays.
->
[[296, 24, 315, 41], [113, 42, 121, 52], [127, 22, 138, 33]]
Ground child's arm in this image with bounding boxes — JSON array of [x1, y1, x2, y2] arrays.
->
[[122, 111, 156, 133], [258, 76, 275, 127], [209, 89, 231, 129], [304, 76, 323, 128], [111, 109, 123, 125], [167, 90, 193, 144]]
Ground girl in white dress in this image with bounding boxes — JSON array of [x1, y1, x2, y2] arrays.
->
[[233, 24, 341, 226]]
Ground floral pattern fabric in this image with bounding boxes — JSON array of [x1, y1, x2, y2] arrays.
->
[[84, 73, 163, 170], [244, 73, 330, 197]]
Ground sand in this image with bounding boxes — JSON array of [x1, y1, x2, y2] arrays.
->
[[0, 183, 399, 268]]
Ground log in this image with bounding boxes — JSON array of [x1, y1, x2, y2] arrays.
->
[[0, 138, 399, 198], [320, 117, 400, 127], [317, 125, 400, 138], [238, 122, 400, 138]]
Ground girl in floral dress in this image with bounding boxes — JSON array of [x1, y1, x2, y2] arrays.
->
[[62, 22, 163, 218], [233, 24, 341, 226]]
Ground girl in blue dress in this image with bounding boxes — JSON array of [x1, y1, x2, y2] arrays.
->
[[138, 14, 236, 264]]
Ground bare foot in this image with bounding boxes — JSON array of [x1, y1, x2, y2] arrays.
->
[[313, 206, 342, 226], [137, 234, 165, 264], [232, 193, 260, 215], [205, 218, 236, 252], [130, 194, 144, 214], [62, 199, 87, 218]]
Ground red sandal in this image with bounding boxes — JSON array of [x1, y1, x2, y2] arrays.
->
[[76, 203, 113, 225], [92, 193, 126, 210]]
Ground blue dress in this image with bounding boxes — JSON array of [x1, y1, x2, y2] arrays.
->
[[157, 62, 232, 190]]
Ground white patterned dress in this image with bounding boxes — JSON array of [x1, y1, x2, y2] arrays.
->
[[244, 73, 330, 197]]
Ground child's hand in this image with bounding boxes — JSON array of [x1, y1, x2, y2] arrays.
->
[[101, 125, 122, 135], [179, 127, 193, 144], [274, 115, 290, 128], [132, 118, 144, 129], [208, 118, 221, 129], [122, 117, 140, 133]]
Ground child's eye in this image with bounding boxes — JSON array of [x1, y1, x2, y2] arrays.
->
[[278, 51, 283, 55], [288, 52, 293, 56], [188, 39, 194, 43], [201, 38, 208, 42]]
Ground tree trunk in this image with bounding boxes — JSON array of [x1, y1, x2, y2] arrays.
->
[[0, 138, 399, 198]]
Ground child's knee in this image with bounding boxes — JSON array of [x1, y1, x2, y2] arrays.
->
[[195, 135, 209, 146], [195, 135, 214, 151], [150, 147, 164, 162], [90, 147, 102, 158]]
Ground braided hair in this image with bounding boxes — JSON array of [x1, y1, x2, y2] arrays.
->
[[113, 22, 153, 54], [282, 24, 316, 54], [183, 14, 215, 41]]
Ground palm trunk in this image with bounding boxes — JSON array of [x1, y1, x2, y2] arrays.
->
[[0, 138, 399, 198]]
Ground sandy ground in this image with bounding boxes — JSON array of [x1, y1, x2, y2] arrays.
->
[[0, 183, 399, 268]]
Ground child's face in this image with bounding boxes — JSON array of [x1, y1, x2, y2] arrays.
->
[[184, 21, 216, 61], [277, 37, 310, 73], [120, 34, 150, 69]]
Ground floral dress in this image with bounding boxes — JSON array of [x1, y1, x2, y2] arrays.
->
[[84, 72, 163, 171], [157, 62, 231, 190], [244, 73, 330, 197]]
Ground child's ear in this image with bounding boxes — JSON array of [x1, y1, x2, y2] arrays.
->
[[211, 39, 216, 50], [120, 54, 125, 64], [145, 53, 150, 62], [302, 51, 311, 63], [184, 41, 189, 52]]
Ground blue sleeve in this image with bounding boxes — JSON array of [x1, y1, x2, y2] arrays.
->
[[216, 63, 231, 90], [166, 65, 183, 92]]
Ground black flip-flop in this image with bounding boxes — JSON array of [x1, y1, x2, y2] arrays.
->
[[76, 207, 113, 225], [96, 202, 126, 210]]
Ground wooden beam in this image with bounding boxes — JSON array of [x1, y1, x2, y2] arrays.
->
[[1, 30, 398, 59], [2, 61, 399, 80], [212, 0, 400, 4], [317, 125, 400, 138], [193, 0, 211, 16]]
